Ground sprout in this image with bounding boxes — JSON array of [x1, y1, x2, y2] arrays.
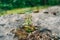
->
[[23, 14, 32, 26]]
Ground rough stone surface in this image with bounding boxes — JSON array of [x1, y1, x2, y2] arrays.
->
[[0, 6, 60, 40]]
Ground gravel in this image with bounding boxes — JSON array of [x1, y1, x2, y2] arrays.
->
[[0, 6, 60, 40]]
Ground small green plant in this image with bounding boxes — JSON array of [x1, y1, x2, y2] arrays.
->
[[23, 14, 35, 33], [23, 14, 32, 26]]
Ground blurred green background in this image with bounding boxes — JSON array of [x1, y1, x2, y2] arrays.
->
[[0, 0, 60, 15], [0, 0, 60, 10]]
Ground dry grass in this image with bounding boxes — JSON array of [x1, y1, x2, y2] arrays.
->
[[0, 6, 48, 16]]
